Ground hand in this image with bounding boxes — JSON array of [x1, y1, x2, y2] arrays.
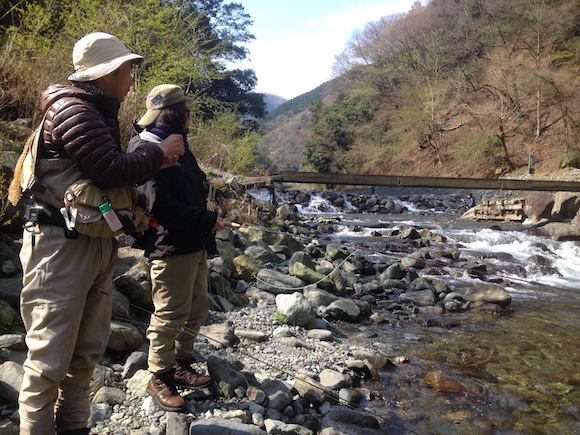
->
[[214, 216, 226, 231], [158, 134, 185, 168], [160, 155, 179, 169]]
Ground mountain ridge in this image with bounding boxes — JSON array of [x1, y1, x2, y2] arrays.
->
[[256, 0, 580, 179]]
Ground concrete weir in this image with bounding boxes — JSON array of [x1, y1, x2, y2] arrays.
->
[[460, 198, 527, 222]]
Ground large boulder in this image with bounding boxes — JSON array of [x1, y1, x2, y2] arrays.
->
[[524, 192, 555, 223]]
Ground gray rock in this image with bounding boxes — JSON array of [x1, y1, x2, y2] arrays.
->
[[246, 287, 277, 307], [244, 245, 280, 263], [87, 403, 112, 430], [270, 243, 293, 259], [293, 374, 326, 406], [260, 378, 292, 412], [215, 238, 238, 265], [319, 405, 381, 435], [325, 244, 349, 261], [189, 417, 267, 434], [0, 333, 25, 350], [303, 287, 339, 308], [112, 288, 131, 320], [114, 262, 153, 309], [0, 360, 23, 405], [234, 329, 269, 342], [233, 255, 262, 282], [0, 277, 21, 310], [108, 321, 144, 352], [321, 298, 360, 322], [275, 292, 316, 328], [289, 251, 317, 270], [381, 278, 408, 290], [264, 419, 313, 435], [0, 300, 20, 328], [528, 222, 580, 241], [122, 351, 148, 379], [208, 354, 254, 399], [275, 234, 304, 252], [463, 284, 512, 307], [306, 329, 333, 341], [200, 322, 238, 349], [399, 289, 437, 306], [338, 388, 362, 407], [272, 325, 294, 338], [126, 369, 151, 397], [256, 269, 305, 294], [1, 259, 18, 277], [319, 369, 350, 391], [91, 386, 126, 405], [379, 262, 404, 281], [401, 254, 426, 269], [167, 412, 189, 435], [289, 261, 331, 289], [398, 227, 421, 240]]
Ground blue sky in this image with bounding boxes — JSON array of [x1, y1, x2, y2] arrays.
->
[[235, 0, 419, 100]]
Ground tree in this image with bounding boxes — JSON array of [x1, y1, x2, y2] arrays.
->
[[303, 99, 353, 173], [0, 0, 264, 123], [0, 0, 265, 173]]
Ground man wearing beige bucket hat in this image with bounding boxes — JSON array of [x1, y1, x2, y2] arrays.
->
[[17, 33, 185, 435]]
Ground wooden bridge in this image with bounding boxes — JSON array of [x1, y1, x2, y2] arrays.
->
[[270, 171, 580, 192]]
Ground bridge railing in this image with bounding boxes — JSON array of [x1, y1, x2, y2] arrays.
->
[[272, 171, 580, 192]]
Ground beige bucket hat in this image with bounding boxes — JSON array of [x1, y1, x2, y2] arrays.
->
[[137, 84, 190, 127], [68, 32, 143, 82]]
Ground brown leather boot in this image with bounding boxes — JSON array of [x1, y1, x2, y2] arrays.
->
[[174, 358, 213, 388], [147, 369, 186, 412]]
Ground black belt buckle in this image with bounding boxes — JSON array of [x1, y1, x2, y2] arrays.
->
[[64, 228, 78, 239]]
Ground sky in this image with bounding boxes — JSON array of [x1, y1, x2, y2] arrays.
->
[[235, 0, 419, 100]]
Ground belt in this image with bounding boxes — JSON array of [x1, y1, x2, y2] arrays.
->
[[36, 201, 67, 228], [34, 200, 78, 239]]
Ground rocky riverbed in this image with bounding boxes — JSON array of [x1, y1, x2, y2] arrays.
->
[[0, 181, 579, 434]]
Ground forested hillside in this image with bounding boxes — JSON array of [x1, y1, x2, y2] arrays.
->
[[260, 0, 580, 178]]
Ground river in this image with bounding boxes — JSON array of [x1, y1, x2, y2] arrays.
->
[[252, 186, 580, 435]]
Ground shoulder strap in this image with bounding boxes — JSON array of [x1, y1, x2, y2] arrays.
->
[[7, 113, 47, 206]]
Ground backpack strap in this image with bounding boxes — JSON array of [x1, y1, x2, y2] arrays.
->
[[7, 113, 47, 206]]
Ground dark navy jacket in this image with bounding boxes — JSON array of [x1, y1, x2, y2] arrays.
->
[[127, 130, 217, 259]]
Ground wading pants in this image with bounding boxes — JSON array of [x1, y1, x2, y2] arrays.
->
[[147, 250, 209, 373], [18, 224, 116, 435]]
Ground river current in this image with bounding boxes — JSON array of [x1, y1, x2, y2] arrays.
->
[[250, 186, 580, 435]]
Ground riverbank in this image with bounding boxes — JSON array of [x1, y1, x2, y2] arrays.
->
[[0, 221, 519, 434], [0, 183, 579, 434]]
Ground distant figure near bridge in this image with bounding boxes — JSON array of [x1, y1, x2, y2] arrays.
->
[[463, 193, 476, 209]]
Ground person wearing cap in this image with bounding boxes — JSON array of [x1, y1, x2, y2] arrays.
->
[[127, 84, 225, 412], [17, 33, 185, 435]]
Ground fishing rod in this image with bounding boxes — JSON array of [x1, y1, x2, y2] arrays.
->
[[112, 299, 425, 435]]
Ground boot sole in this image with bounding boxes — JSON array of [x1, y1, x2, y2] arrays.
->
[[146, 387, 186, 412]]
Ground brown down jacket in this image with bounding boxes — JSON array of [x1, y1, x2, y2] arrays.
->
[[38, 83, 164, 188]]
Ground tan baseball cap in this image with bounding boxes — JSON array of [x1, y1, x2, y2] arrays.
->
[[68, 32, 143, 82], [137, 84, 190, 127]]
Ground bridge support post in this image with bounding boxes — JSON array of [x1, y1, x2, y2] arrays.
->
[[268, 185, 277, 207]]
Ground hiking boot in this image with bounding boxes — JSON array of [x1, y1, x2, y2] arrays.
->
[[147, 369, 186, 412], [174, 358, 213, 388]]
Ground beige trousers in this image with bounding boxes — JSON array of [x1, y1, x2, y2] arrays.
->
[[18, 224, 116, 435], [147, 250, 209, 373]]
